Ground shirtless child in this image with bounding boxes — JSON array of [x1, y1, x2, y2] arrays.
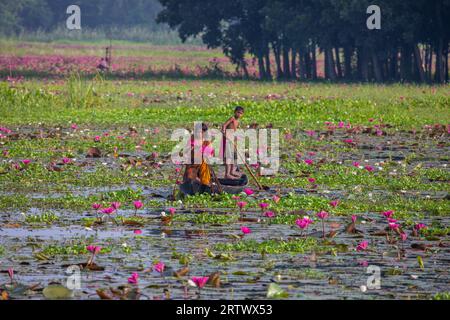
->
[[222, 106, 244, 179]]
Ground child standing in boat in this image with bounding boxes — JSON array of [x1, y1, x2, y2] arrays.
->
[[221, 106, 244, 179]]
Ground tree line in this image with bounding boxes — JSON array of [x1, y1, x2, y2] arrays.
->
[[0, 0, 163, 35], [157, 0, 450, 83]]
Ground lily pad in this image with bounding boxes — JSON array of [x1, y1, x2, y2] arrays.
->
[[43, 284, 73, 299], [266, 283, 289, 299]]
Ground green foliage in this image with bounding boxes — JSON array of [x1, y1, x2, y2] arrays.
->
[[214, 238, 319, 254]]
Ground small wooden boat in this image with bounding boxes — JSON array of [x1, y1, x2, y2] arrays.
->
[[179, 174, 249, 196]]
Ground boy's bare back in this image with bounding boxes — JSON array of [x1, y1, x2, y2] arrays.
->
[[223, 116, 239, 133]]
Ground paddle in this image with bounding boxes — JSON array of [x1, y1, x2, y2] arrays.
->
[[224, 135, 270, 191]]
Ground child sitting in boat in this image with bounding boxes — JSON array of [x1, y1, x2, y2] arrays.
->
[[182, 123, 212, 194]]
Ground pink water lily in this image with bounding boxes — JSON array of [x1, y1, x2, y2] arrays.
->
[[62, 157, 71, 164], [264, 211, 275, 218], [133, 201, 143, 210], [317, 211, 329, 238], [8, 268, 13, 283], [388, 222, 400, 230], [237, 201, 247, 210], [364, 165, 374, 172], [307, 177, 316, 183], [356, 240, 369, 251], [169, 207, 176, 215], [351, 215, 358, 224], [329, 200, 339, 208], [259, 202, 269, 210], [94, 136, 101, 142], [382, 210, 394, 218], [153, 261, 165, 274], [296, 217, 313, 231], [414, 223, 426, 231], [92, 203, 102, 210], [86, 245, 101, 265], [101, 207, 115, 215], [359, 260, 369, 267], [241, 226, 251, 234], [400, 233, 408, 241], [352, 161, 360, 167], [316, 211, 329, 220], [191, 276, 209, 289], [86, 245, 102, 254], [128, 272, 139, 284], [272, 195, 280, 203], [111, 202, 121, 210], [243, 188, 254, 196], [304, 159, 313, 165], [22, 159, 31, 165], [133, 229, 142, 235], [71, 123, 78, 130]]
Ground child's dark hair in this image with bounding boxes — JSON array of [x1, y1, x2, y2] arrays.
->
[[202, 123, 208, 132], [234, 106, 244, 112]]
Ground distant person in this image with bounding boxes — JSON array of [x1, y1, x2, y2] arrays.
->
[[221, 106, 244, 179], [97, 58, 109, 72]]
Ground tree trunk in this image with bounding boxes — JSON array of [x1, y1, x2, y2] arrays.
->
[[435, 38, 445, 83], [335, 47, 343, 79], [257, 54, 265, 80], [311, 43, 317, 80], [360, 47, 369, 82], [273, 45, 283, 79], [371, 51, 383, 82], [400, 45, 412, 82], [282, 46, 291, 79], [434, 1, 445, 83], [264, 49, 272, 80], [302, 51, 308, 80], [242, 61, 250, 79], [413, 44, 426, 82], [344, 46, 352, 80], [325, 47, 337, 81], [445, 44, 449, 83], [291, 48, 297, 79], [427, 44, 433, 81]]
